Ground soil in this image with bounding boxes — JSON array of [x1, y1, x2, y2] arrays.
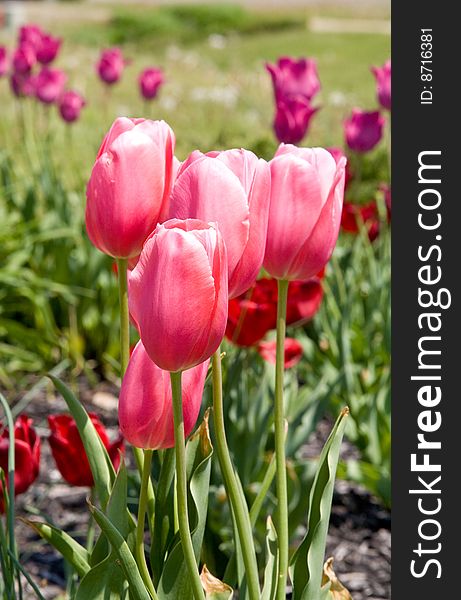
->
[[8, 380, 390, 600]]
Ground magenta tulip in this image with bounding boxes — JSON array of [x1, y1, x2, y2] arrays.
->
[[12, 44, 36, 74], [372, 60, 391, 111], [129, 219, 228, 372], [344, 109, 385, 153], [10, 72, 36, 98], [97, 48, 125, 85], [37, 33, 62, 65], [139, 67, 164, 100], [169, 149, 270, 298], [266, 57, 320, 102], [18, 25, 43, 51], [119, 341, 208, 449], [86, 118, 175, 258], [35, 67, 66, 104], [0, 47, 8, 77], [264, 144, 346, 280], [58, 90, 86, 123], [273, 95, 318, 144]]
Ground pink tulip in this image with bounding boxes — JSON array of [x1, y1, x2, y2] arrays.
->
[[372, 60, 391, 111], [139, 67, 164, 100], [12, 44, 36, 74], [344, 109, 385, 153], [119, 341, 208, 449], [266, 57, 320, 102], [129, 219, 228, 372], [10, 72, 36, 98], [86, 118, 175, 258], [37, 33, 62, 65], [327, 147, 353, 186], [273, 95, 318, 144], [0, 47, 8, 77], [169, 149, 270, 298], [18, 25, 43, 51], [97, 48, 126, 85], [58, 90, 86, 123], [35, 67, 67, 104], [264, 144, 346, 280]]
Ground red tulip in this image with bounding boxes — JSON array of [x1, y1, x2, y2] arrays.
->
[[344, 109, 384, 153], [129, 219, 228, 372], [97, 48, 126, 85], [380, 183, 392, 220], [58, 90, 86, 123], [12, 44, 36, 74], [48, 414, 124, 487], [0, 46, 8, 77], [286, 278, 323, 326], [273, 95, 318, 144], [10, 72, 36, 98], [341, 201, 380, 242], [86, 117, 175, 259], [169, 148, 271, 298], [36, 33, 62, 65], [372, 60, 391, 111], [264, 144, 346, 280], [35, 67, 67, 104], [0, 416, 40, 510], [139, 67, 164, 100], [119, 341, 208, 449], [257, 338, 303, 369], [266, 57, 321, 102]]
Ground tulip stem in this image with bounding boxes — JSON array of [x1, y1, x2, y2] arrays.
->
[[211, 350, 260, 600], [170, 371, 204, 600], [275, 279, 289, 600], [136, 449, 158, 600]]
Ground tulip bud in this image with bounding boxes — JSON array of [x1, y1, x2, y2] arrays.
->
[[129, 219, 228, 372], [139, 67, 164, 100], [86, 117, 175, 258], [18, 25, 43, 51], [372, 60, 391, 111], [266, 57, 321, 102], [48, 414, 124, 487], [10, 72, 36, 98], [0, 415, 40, 511], [12, 44, 36, 74], [169, 148, 271, 298], [58, 90, 86, 123], [273, 95, 318, 144], [344, 108, 385, 153], [264, 144, 346, 281], [119, 341, 208, 449], [35, 67, 67, 104], [97, 48, 126, 85], [37, 33, 62, 65]]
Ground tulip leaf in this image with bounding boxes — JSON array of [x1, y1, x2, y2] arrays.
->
[[21, 519, 90, 578], [200, 565, 233, 599], [48, 375, 115, 509], [261, 517, 279, 600], [157, 411, 213, 600], [290, 408, 349, 600]]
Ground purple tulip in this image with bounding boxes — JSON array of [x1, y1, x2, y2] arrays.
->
[[12, 44, 36, 74], [266, 56, 321, 102], [0, 47, 8, 77], [58, 90, 86, 123], [97, 48, 126, 85], [37, 33, 62, 65], [371, 60, 391, 111], [139, 67, 164, 100], [35, 67, 67, 104], [273, 94, 318, 144], [10, 72, 36, 98], [344, 108, 385, 153]]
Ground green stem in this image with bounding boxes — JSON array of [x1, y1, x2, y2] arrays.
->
[[170, 371, 204, 600], [275, 279, 289, 600], [117, 259, 130, 375], [211, 350, 260, 600], [136, 449, 158, 599]]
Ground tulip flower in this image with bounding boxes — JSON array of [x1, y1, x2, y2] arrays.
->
[[258, 338, 303, 369], [0, 416, 40, 510], [48, 414, 124, 487], [12, 44, 36, 74], [344, 109, 385, 153], [86, 117, 175, 258], [372, 60, 391, 111], [273, 95, 318, 144], [139, 67, 164, 100], [341, 201, 380, 241], [286, 278, 324, 326], [266, 57, 321, 102], [35, 67, 67, 104], [327, 147, 353, 187], [37, 33, 62, 65], [97, 48, 126, 85], [58, 90, 86, 123], [169, 148, 271, 298], [129, 219, 228, 372], [119, 341, 208, 449], [380, 183, 392, 219], [0, 47, 8, 77], [10, 72, 36, 98], [264, 144, 346, 280], [18, 24, 43, 51]]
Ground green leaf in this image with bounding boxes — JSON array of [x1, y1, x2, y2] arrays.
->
[[21, 519, 90, 578], [200, 565, 233, 599], [157, 411, 213, 600], [290, 408, 349, 600], [48, 375, 115, 508], [75, 555, 129, 600], [261, 517, 278, 600]]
